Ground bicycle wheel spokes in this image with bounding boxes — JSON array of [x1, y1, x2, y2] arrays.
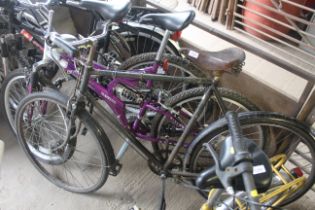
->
[[152, 89, 260, 164], [190, 119, 315, 205], [17, 97, 108, 193], [4, 74, 27, 132], [267, 127, 314, 191]]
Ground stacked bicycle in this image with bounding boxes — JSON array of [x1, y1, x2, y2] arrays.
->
[[0, 0, 314, 209]]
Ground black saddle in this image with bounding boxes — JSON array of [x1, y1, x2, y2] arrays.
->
[[181, 47, 245, 74], [78, 0, 131, 21], [139, 11, 195, 31]]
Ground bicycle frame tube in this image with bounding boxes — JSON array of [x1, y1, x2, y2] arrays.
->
[[24, 25, 215, 177], [85, 85, 216, 177], [65, 56, 190, 143], [164, 85, 215, 169], [60, 49, 215, 177], [85, 92, 162, 166]]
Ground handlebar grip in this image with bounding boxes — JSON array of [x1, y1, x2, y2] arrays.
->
[[225, 111, 246, 152], [52, 36, 78, 57]]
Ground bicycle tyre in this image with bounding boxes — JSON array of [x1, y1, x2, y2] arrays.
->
[[187, 111, 315, 206], [151, 87, 260, 161], [116, 25, 180, 56], [119, 52, 204, 95], [15, 90, 116, 193], [0, 69, 27, 134]]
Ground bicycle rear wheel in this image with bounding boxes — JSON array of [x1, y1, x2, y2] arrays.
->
[[188, 112, 315, 205], [151, 87, 261, 163], [119, 52, 204, 95], [15, 90, 115, 193], [116, 25, 180, 56]]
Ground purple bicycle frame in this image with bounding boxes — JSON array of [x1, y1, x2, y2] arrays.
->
[[60, 55, 186, 144]]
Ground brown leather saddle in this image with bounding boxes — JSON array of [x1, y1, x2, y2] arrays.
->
[[181, 47, 245, 76]]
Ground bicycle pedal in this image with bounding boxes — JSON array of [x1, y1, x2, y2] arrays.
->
[[109, 162, 122, 176]]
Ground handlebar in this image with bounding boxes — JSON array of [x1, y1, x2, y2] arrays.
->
[[225, 111, 246, 153], [197, 111, 261, 210]]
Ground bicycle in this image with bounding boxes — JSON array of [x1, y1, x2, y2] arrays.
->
[[0, 0, 208, 134], [14, 2, 315, 208], [1, 0, 258, 137], [0, 0, 182, 84], [0, 0, 181, 76], [196, 115, 309, 210]]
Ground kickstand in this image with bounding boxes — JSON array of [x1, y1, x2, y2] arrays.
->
[[159, 174, 166, 210]]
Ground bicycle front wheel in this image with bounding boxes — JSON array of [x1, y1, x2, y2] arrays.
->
[[188, 112, 315, 205], [0, 69, 27, 134], [15, 90, 115, 193]]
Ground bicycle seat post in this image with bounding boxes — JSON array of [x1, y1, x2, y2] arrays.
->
[[154, 30, 171, 62]]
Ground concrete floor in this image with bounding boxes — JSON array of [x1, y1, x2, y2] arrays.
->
[[1, 109, 315, 210], [0, 112, 205, 210]]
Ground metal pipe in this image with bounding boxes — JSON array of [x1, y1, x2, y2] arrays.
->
[[282, 0, 315, 13], [296, 82, 314, 120], [155, 30, 171, 61], [226, 0, 236, 29], [146, 0, 315, 82], [116, 142, 129, 160], [245, 0, 315, 26], [163, 86, 214, 169], [235, 6, 315, 39], [91, 70, 212, 85], [234, 7, 315, 41], [86, 93, 161, 166], [235, 20, 315, 60], [270, 0, 314, 45], [218, 0, 228, 24], [234, 27, 315, 69], [297, 88, 315, 121], [234, 13, 315, 45]]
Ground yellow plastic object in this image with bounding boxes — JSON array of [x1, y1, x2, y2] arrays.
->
[[203, 154, 305, 210]]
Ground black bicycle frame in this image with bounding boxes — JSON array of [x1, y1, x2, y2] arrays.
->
[[81, 67, 228, 177]]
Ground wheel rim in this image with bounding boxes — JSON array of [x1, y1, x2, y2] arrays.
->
[[4, 74, 27, 133], [17, 97, 108, 193], [191, 122, 315, 205], [122, 31, 178, 55], [155, 95, 262, 162]]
